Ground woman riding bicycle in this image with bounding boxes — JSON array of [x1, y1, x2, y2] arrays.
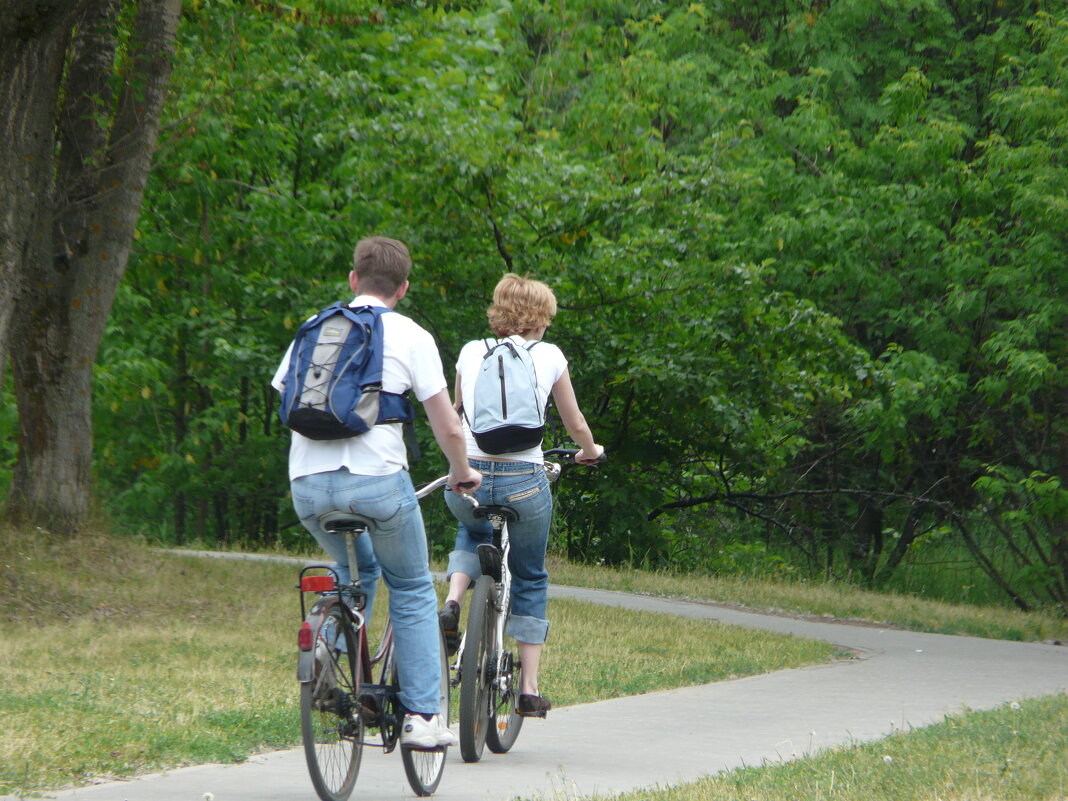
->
[[440, 273, 604, 719]]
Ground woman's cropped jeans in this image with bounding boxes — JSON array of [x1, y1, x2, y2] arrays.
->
[[291, 467, 441, 716], [444, 458, 553, 645]]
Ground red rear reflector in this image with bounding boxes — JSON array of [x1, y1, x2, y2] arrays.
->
[[298, 621, 314, 651], [302, 575, 335, 593]]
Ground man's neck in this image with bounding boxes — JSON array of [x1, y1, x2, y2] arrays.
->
[[353, 293, 396, 309]]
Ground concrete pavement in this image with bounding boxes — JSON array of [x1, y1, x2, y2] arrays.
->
[[9, 582, 1067, 801]]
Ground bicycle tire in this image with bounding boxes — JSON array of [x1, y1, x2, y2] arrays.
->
[[485, 638, 523, 753], [400, 626, 450, 795], [300, 599, 363, 801], [458, 574, 496, 762]]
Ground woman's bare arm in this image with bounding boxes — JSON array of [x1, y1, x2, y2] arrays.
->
[[550, 369, 603, 464]]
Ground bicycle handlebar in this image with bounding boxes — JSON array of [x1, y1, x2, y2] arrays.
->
[[414, 449, 605, 500], [414, 474, 451, 499], [413, 475, 479, 507], [542, 448, 608, 465]]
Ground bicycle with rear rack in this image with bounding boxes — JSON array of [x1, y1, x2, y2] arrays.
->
[[452, 448, 604, 763], [296, 478, 454, 801]]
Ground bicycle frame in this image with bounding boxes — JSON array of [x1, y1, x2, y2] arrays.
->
[[493, 519, 512, 695], [472, 511, 513, 691], [298, 479, 459, 800], [298, 545, 402, 748], [451, 469, 547, 684]]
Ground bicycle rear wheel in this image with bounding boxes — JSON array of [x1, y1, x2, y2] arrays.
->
[[485, 641, 523, 753], [458, 574, 496, 762], [400, 625, 450, 795], [300, 599, 363, 801]]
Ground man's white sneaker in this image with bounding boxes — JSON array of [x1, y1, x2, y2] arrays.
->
[[400, 714, 458, 748]]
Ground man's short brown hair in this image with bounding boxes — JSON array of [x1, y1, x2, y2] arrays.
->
[[352, 237, 411, 297]]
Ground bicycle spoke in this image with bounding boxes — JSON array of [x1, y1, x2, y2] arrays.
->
[[301, 601, 363, 801]]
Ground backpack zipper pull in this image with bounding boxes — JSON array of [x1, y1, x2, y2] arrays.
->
[[498, 355, 507, 418]]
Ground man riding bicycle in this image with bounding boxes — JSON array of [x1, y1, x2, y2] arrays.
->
[[273, 236, 481, 748]]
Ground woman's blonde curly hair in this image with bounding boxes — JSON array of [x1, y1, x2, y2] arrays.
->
[[486, 273, 557, 337]]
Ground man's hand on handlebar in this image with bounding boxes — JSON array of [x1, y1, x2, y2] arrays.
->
[[448, 465, 482, 494]]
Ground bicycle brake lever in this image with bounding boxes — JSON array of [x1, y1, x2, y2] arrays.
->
[[461, 492, 480, 508]]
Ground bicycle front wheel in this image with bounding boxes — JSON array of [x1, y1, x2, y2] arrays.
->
[[458, 574, 496, 762], [300, 600, 363, 801], [400, 625, 450, 795]]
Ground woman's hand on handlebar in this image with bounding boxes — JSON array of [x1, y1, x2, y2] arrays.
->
[[543, 446, 607, 466], [574, 444, 605, 466]]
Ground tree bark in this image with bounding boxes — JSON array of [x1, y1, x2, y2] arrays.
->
[[2, 0, 182, 530], [0, 1, 89, 389]]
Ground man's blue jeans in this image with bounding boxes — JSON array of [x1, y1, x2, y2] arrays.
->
[[444, 458, 553, 644], [291, 468, 441, 715]]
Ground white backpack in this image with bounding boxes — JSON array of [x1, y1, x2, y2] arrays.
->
[[465, 338, 545, 454]]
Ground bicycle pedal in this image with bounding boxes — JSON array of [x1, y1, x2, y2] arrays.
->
[[476, 544, 502, 582], [445, 635, 460, 657], [356, 693, 379, 725]]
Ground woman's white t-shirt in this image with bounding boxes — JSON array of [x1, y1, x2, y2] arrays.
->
[[456, 335, 568, 464]]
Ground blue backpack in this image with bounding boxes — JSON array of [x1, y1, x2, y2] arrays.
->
[[278, 303, 413, 440], [465, 338, 545, 454]]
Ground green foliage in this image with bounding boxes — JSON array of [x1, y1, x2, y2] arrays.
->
[[73, 0, 1067, 611]]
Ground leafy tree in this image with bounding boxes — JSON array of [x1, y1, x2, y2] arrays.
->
[[18, 0, 1060, 613]]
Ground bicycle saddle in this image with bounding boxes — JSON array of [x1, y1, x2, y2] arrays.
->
[[319, 510, 375, 533], [473, 505, 519, 523]]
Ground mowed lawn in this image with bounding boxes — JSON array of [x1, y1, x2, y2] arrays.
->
[[0, 527, 840, 795]]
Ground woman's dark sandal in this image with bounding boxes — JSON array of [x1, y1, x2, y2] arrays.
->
[[438, 601, 461, 657], [516, 694, 552, 718]]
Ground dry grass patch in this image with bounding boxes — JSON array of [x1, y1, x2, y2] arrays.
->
[[541, 598, 843, 705], [1, 526, 837, 795], [1, 528, 298, 794], [547, 558, 1068, 643]]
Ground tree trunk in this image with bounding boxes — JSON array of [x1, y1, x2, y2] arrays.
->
[[0, 1, 89, 392], [2, 0, 182, 530], [873, 504, 925, 587], [849, 498, 883, 585]]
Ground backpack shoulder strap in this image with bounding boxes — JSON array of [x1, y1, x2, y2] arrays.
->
[[332, 304, 394, 340], [295, 302, 345, 335]]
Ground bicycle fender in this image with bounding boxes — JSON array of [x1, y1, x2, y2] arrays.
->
[[298, 649, 316, 683], [297, 602, 329, 683]]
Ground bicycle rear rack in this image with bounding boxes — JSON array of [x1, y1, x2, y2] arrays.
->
[[297, 564, 367, 620]]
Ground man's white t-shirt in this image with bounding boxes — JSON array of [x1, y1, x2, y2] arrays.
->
[[272, 296, 447, 480], [456, 335, 568, 464]]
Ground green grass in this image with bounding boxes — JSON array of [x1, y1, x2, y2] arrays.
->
[[546, 557, 1068, 643], [599, 695, 1068, 801], [542, 598, 837, 706], [0, 525, 839, 796], [8, 524, 1061, 798], [0, 532, 298, 794]]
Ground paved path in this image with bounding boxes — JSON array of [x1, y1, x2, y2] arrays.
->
[[12, 579, 1068, 801]]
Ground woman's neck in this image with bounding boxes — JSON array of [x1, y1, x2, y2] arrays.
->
[[512, 327, 546, 341]]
